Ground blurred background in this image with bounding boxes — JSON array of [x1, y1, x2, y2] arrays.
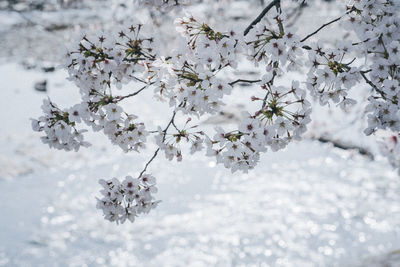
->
[[0, 0, 399, 266]]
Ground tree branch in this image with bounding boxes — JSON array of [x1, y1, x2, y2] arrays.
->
[[138, 104, 181, 178], [360, 70, 386, 98], [316, 136, 374, 159], [229, 79, 262, 86], [119, 84, 149, 101], [261, 70, 277, 109], [352, 38, 370, 46], [138, 148, 160, 178], [300, 12, 349, 43], [244, 0, 281, 36]]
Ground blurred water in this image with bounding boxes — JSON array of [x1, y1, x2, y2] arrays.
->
[[1, 135, 399, 266]]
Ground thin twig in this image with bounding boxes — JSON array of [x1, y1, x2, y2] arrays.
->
[[261, 70, 277, 109], [229, 79, 262, 86], [244, 0, 281, 36], [138, 148, 161, 178], [138, 104, 181, 178], [171, 120, 180, 132], [300, 11, 350, 43], [131, 75, 149, 84], [119, 85, 149, 101], [360, 70, 386, 98], [261, 91, 269, 110], [352, 38, 370, 46]]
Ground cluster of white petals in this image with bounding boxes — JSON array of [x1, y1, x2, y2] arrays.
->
[[97, 174, 159, 224], [206, 81, 311, 172], [151, 16, 240, 116], [345, 0, 400, 136], [340, 0, 400, 170], [58, 25, 153, 152], [305, 42, 359, 108], [31, 99, 90, 151], [245, 12, 303, 71]]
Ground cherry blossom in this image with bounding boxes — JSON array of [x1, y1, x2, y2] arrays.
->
[[32, 0, 400, 223]]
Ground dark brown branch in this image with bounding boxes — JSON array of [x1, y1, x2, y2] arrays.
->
[[119, 84, 149, 101], [229, 79, 262, 86], [352, 38, 370, 46], [360, 70, 377, 89], [360, 70, 386, 98], [316, 136, 374, 159], [244, 0, 281, 36], [138, 148, 160, 178], [131, 76, 148, 84], [300, 12, 349, 43], [171, 119, 180, 132]]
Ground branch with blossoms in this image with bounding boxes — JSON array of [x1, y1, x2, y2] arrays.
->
[[32, 0, 400, 224]]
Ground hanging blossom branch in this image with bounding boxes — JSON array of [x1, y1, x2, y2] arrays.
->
[[31, 0, 400, 224]]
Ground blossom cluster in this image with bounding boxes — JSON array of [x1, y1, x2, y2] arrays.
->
[[151, 16, 239, 116], [52, 25, 153, 152], [305, 42, 359, 108], [96, 174, 159, 224], [155, 120, 205, 162], [345, 0, 400, 135], [206, 80, 311, 172], [31, 99, 90, 151], [64, 24, 156, 93], [245, 12, 303, 71]]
